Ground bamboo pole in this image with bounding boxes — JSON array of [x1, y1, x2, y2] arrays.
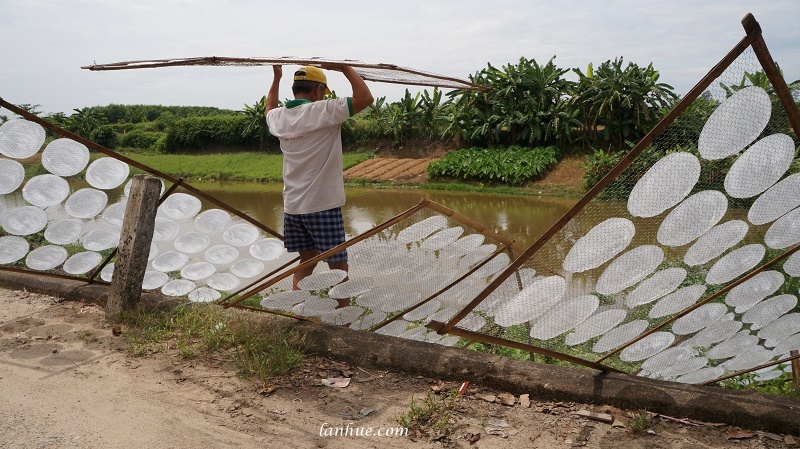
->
[[424, 201, 523, 255], [425, 320, 623, 373], [792, 350, 800, 389], [216, 256, 300, 306], [436, 26, 761, 335], [224, 198, 432, 309], [597, 242, 800, 363], [0, 265, 110, 284]]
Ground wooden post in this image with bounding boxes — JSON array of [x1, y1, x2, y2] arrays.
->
[[791, 350, 800, 390], [106, 175, 161, 319]]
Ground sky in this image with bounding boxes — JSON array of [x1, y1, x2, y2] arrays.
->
[[2, 0, 799, 116]]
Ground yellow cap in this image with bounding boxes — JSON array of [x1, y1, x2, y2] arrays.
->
[[294, 66, 332, 95]]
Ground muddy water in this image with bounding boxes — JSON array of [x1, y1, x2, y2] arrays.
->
[[190, 181, 581, 249]]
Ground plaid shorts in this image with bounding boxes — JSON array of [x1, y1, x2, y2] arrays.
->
[[283, 207, 348, 263]]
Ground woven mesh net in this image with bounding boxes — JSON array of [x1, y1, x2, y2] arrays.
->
[[81, 56, 489, 91]]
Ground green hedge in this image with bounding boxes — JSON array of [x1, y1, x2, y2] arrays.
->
[[427, 145, 560, 185], [164, 115, 256, 152]]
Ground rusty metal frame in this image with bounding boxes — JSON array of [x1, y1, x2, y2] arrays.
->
[[702, 353, 800, 386]]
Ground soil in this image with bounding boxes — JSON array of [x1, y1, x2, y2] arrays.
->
[[345, 147, 588, 196], [2, 287, 797, 448]]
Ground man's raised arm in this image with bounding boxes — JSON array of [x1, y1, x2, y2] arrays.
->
[[265, 65, 282, 114]]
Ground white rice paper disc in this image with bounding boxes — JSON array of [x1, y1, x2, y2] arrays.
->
[[41, 138, 90, 176], [459, 313, 487, 332], [493, 276, 566, 326], [204, 245, 240, 266], [657, 190, 727, 247], [722, 347, 773, 372], [403, 300, 442, 322], [188, 287, 221, 303], [292, 297, 338, 316], [640, 347, 696, 374], [0, 158, 25, 194], [680, 319, 742, 349], [398, 327, 428, 340], [80, 228, 120, 251], [151, 251, 189, 272], [649, 285, 707, 319], [355, 284, 401, 309], [592, 320, 649, 353], [724, 133, 795, 198], [420, 226, 464, 251], [440, 234, 485, 258], [321, 306, 364, 325], [101, 202, 127, 229], [22, 174, 70, 208], [706, 332, 760, 360], [757, 313, 800, 341], [459, 244, 498, 269], [764, 208, 800, 249], [625, 268, 687, 308], [426, 307, 459, 325], [595, 245, 663, 295], [620, 332, 675, 362], [230, 259, 265, 278], [152, 217, 180, 242], [194, 209, 231, 234], [565, 309, 627, 346], [675, 367, 725, 384], [724, 270, 784, 313], [206, 273, 240, 291], [683, 220, 749, 267], [180, 261, 216, 281], [782, 252, 800, 277], [705, 244, 765, 285], [671, 303, 728, 335], [473, 252, 510, 279], [656, 357, 708, 381], [697, 86, 771, 160], [627, 152, 701, 218], [529, 295, 599, 340], [328, 277, 375, 299], [223, 222, 260, 247], [260, 290, 313, 311], [100, 263, 115, 282], [44, 219, 84, 245], [161, 279, 197, 297], [374, 320, 410, 337], [159, 193, 202, 221], [396, 215, 448, 244], [2, 206, 47, 236], [0, 119, 46, 159], [772, 334, 800, 356], [62, 251, 103, 275], [64, 188, 108, 219], [0, 235, 30, 264], [249, 238, 284, 261], [742, 294, 797, 330], [348, 311, 387, 330], [377, 291, 422, 313], [174, 231, 211, 254], [754, 367, 784, 382], [85, 157, 129, 190], [141, 271, 169, 290], [438, 336, 460, 347], [25, 245, 68, 271], [563, 218, 635, 273], [748, 173, 800, 225], [297, 269, 348, 291]]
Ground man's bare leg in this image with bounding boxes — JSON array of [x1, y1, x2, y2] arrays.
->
[[293, 250, 319, 290]]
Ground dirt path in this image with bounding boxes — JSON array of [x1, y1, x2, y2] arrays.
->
[[1, 288, 795, 448]]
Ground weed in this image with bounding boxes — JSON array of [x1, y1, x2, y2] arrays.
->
[[396, 388, 460, 435], [628, 410, 653, 434], [76, 330, 94, 341]]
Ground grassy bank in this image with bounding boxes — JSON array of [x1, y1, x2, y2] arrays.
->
[[125, 152, 373, 182]]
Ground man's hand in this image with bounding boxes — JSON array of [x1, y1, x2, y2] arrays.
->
[[273, 65, 282, 78]]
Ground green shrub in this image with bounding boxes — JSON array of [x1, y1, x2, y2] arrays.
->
[[427, 145, 560, 185], [90, 124, 119, 149], [120, 130, 166, 152], [164, 115, 256, 152]]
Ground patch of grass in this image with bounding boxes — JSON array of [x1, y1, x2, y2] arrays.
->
[[124, 152, 371, 183], [396, 388, 461, 435], [118, 303, 304, 386], [721, 372, 800, 398], [628, 410, 654, 434]]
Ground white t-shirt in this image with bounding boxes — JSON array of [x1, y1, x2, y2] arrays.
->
[[266, 98, 353, 214]]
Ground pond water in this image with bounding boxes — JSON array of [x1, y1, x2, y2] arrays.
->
[[190, 181, 581, 249]]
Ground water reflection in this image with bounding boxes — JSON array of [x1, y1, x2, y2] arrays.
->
[[190, 181, 580, 249]]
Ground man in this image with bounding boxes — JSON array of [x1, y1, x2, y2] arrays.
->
[[265, 64, 373, 304]]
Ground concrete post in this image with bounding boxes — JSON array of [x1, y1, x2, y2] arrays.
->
[[106, 175, 162, 319]]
